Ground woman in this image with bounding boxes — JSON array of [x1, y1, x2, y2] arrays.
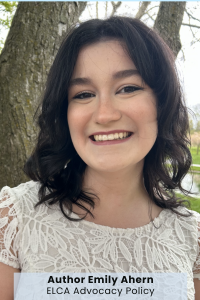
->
[[0, 16, 200, 299]]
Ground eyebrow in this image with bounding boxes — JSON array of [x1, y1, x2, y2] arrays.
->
[[69, 69, 140, 87]]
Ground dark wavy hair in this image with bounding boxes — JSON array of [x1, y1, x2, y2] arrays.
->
[[24, 16, 193, 220]]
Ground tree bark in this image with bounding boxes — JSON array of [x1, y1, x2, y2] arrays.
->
[[0, 2, 86, 188], [154, 2, 186, 57]]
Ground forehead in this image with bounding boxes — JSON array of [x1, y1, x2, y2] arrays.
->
[[71, 40, 137, 78]]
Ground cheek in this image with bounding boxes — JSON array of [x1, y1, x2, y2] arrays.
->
[[127, 99, 157, 138], [127, 100, 157, 123], [67, 105, 89, 140]]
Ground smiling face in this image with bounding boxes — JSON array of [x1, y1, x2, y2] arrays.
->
[[67, 40, 157, 173]]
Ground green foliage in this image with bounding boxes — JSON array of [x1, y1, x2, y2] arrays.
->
[[190, 147, 200, 164], [176, 193, 200, 213], [189, 118, 195, 134], [190, 165, 200, 172], [0, 2, 17, 52], [190, 104, 200, 132]]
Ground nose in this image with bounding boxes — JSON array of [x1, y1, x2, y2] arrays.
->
[[93, 95, 122, 125]]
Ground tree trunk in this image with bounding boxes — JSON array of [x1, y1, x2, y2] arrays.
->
[[0, 2, 86, 188], [154, 2, 186, 57]]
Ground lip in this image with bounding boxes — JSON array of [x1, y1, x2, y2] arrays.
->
[[89, 129, 133, 136]]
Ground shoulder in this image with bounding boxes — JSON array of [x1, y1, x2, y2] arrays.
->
[[0, 180, 45, 228], [0, 180, 41, 214], [161, 205, 200, 226], [163, 206, 200, 257]]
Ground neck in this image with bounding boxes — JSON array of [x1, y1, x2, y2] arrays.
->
[[82, 161, 150, 212]]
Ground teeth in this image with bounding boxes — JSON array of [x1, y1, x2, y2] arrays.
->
[[103, 135, 107, 141], [114, 133, 119, 139], [93, 132, 130, 141], [108, 134, 114, 140]]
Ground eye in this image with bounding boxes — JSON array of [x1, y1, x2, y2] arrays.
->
[[73, 92, 95, 99], [117, 85, 143, 94]]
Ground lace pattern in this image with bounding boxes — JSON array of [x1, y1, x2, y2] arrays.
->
[[0, 180, 200, 300]]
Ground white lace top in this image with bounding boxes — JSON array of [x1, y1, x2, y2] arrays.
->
[[0, 180, 200, 299]]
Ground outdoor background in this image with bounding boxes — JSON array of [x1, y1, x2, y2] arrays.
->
[[1, 1, 200, 212]]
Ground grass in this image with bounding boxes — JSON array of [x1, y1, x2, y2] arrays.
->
[[190, 166, 200, 172], [190, 147, 200, 165], [176, 146, 200, 213], [176, 193, 200, 213]]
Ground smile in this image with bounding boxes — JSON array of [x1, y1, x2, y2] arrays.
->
[[89, 131, 133, 145], [93, 132, 132, 141]]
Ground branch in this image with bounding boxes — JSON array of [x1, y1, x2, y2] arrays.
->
[[110, 1, 122, 17], [182, 23, 200, 29], [135, 2, 151, 19], [146, 12, 156, 22], [145, 5, 159, 15], [185, 9, 200, 23], [96, 1, 98, 19]]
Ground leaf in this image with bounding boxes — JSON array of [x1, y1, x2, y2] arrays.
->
[[56, 228, 73, 239], [13, 231, 20, 254], [0, 195, 13, 208], [85, 237, 105, 244], [91, 241, 105, 254], [39, 229, 47, 252], [47, 232, 58, 247], [40, 254, 55, 262], [159, 245, 170, 269], [56, 234, 67, 249], [141, 266, 148, 273], [96, 258, 113, 270], [35, 203, 48, 216], [178, 220, 194, 232], [22, 224, 31, 254], [114, 265, 126, 273], [8, 205, 18, 217], [0, 217, 8, 228], [129, 265, 139, 272], [168, 245, 184, 256], [110, 241, 118, 262], [103, 241, 110, 259], [168, 249, 183, 266], [176, 243, 190, 251], [90, 229, 107, 237], [4, 218, 18, 250], [119, 240, 132, 262], [152, 242, 163, 269], [68, 228, 85, 235], [175, 219, 185, 243], [71, 245, 81, 262], [30, 227, 39, 253], [0, 249, 8, 263], [157, 229, 172, 241], [58, 249, 76, 261], [165, 216, 174, 227], [145, 241, 154, 270], [34, 261, 54, 269], [134, 238, 143, 267], [42, 212, 61, 222], [78, 239, 90, 264]]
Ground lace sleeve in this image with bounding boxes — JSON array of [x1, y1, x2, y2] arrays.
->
[[0, 186, 20, 269], [193, 211, 200, 280]]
